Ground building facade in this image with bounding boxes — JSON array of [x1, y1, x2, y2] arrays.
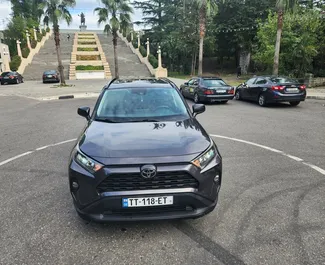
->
[[0, 43, 11, 72]]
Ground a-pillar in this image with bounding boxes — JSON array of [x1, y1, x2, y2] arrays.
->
[[146, 38, 150, 58], [26, 30, 31, 50], [16, 40, 22, 57]]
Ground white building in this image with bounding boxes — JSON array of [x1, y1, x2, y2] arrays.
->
[[0, 43, 11, 72]]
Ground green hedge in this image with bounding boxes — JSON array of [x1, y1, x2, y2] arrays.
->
[[76, 65, 104, 71], [9, 55, 22, 71], [42, 29, 46, 36], [78, 41, 96, 45], [149, 54, 158, 68], [37, 32, 42, 42], [77, 47, 98, 51], [132, 40, 137, 49], [22, 47, 30, 58], [31, 39, 37, 49], [139, 46, 146, 57], [46, 27, 50, 32], [127, 34, 131, 42]]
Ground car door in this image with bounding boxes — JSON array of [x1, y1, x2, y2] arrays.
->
[[241, 78, 256, 99], [250, 78, 267, 101], [188, 78, 198, 99], [182, 79, 193, 97]]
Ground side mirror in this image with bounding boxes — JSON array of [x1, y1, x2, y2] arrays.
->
[[78, 107, 90, 120], [184, 82, 189, 85], [192, 104, 205, 117]]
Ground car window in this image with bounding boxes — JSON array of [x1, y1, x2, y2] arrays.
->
[[255, 78, 267, 85], [246, 78, 256, 86], [270, 77, 298, 84], [202, 79, 227, 87], [188, 79, 197, 85], [44, 70, 57, 74], [96, 87, 189, 121]]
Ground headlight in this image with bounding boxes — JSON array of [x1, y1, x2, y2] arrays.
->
[[192, 145, 216, 169], [75, 151, 103, 173]]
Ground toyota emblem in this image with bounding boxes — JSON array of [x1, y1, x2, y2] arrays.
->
[[140, 165, 157, 179]]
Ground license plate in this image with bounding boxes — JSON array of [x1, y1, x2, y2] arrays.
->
[[47, 75, 53, 77], [286, 88, 298, 92], [4, 77, 9, 79], [216, 90, 226, 93], [122, 196, 173, 208]]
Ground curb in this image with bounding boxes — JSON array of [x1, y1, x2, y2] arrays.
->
[[306, 95, 325, 100]]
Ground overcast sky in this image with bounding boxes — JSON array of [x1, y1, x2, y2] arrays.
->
[[0, 0, 144, 31]]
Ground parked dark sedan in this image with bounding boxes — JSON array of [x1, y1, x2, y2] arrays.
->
[[69, 78, 222, 222], [180, 77, 235, 103], [0, 71, 24, 85], [235, 76, 306, 106], [43, 70, 60, 83]]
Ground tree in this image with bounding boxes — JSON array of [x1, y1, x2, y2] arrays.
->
[[43, 0, 76, 85], [195, 0, 218, 76], [95, 0, 133, 79], [273, 0, 297, 75]]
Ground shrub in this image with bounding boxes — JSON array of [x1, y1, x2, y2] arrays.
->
[[31, 39, 37, 49], [37, 32, 42, 42], [127, 34, 131, 42], [77, 47, 98, 51], [76, 65, 104, 70], [139, 46, 147, 57], [132, 40, 138, 49], [46, 27, 50, 32], [42, 29, 46, 36], [78, 41, 96, 45], [149, 54, 158, 68], [76, 55, 101, 61], [9, 55, 22, 71], [22, 47, 30, 58]]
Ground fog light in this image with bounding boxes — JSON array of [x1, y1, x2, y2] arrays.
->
[[72, 181, 79, 190], [214, 174, 220, 183]]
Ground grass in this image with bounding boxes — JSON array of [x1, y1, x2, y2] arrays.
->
[[77, 47, 98, 51], [78, 42, 96, 45], [76, 55, 101, 61], [76, 65, 104, 71]]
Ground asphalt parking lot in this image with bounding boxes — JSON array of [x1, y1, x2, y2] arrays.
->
[[0, 92, 324, 265]]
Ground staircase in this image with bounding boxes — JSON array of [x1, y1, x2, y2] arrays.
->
[[98, 34, 151, 77], [23, 33, 73, 80]]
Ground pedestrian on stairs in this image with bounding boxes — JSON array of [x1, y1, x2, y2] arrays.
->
[[67, 34, 70, 41]]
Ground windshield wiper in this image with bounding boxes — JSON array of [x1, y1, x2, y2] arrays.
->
[[95, 118, 122, 123], [127, 119, 161, 123]]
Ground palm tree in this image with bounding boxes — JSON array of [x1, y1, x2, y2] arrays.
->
[[273, 0, 296, 75], [196, 0, 217, 76], [43, 0, 76, 85], [94, 0, 133, 79]]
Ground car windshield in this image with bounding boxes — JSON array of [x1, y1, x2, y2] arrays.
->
[[96, 87, 189, 122], [44, 71, 56, 74], [202, 79, 227, 87], [270, 77, 298, 84]]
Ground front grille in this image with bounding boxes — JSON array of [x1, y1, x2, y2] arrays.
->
[[97, 171, 199, 193]]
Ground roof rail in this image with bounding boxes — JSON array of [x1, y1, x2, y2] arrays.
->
[[159, 77, 179, 89], [105, 77, 118, 89]]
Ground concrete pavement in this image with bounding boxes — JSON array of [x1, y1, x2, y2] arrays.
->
[[0, 93, 324, 265]]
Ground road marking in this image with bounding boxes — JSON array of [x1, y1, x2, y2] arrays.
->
[[0, 135, 324, 177], [0, 151, 33, 166], [0, 139, 77, 167], [210, 134, 325, 176]]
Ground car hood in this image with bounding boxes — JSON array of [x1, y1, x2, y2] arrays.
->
[[79, 119, 211, 159]]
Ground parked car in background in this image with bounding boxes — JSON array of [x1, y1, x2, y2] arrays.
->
[[0, 71, 24, 85], [180, 77, 235, 103], [235, 76, 306, 107], [42, 70, 60, 83]]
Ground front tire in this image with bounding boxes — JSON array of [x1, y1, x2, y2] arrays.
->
[[194, 93, 200, 103], [290, 101, 300, 106], [258, 94, 267, 107]]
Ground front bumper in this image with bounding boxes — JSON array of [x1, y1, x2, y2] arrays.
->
[[69, 156, 222, 222], [201, 94, 234, 102], [267, 91, 306, 102]]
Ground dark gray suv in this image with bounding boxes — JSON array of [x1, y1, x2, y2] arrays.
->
[[69, 78, 222, 222]]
